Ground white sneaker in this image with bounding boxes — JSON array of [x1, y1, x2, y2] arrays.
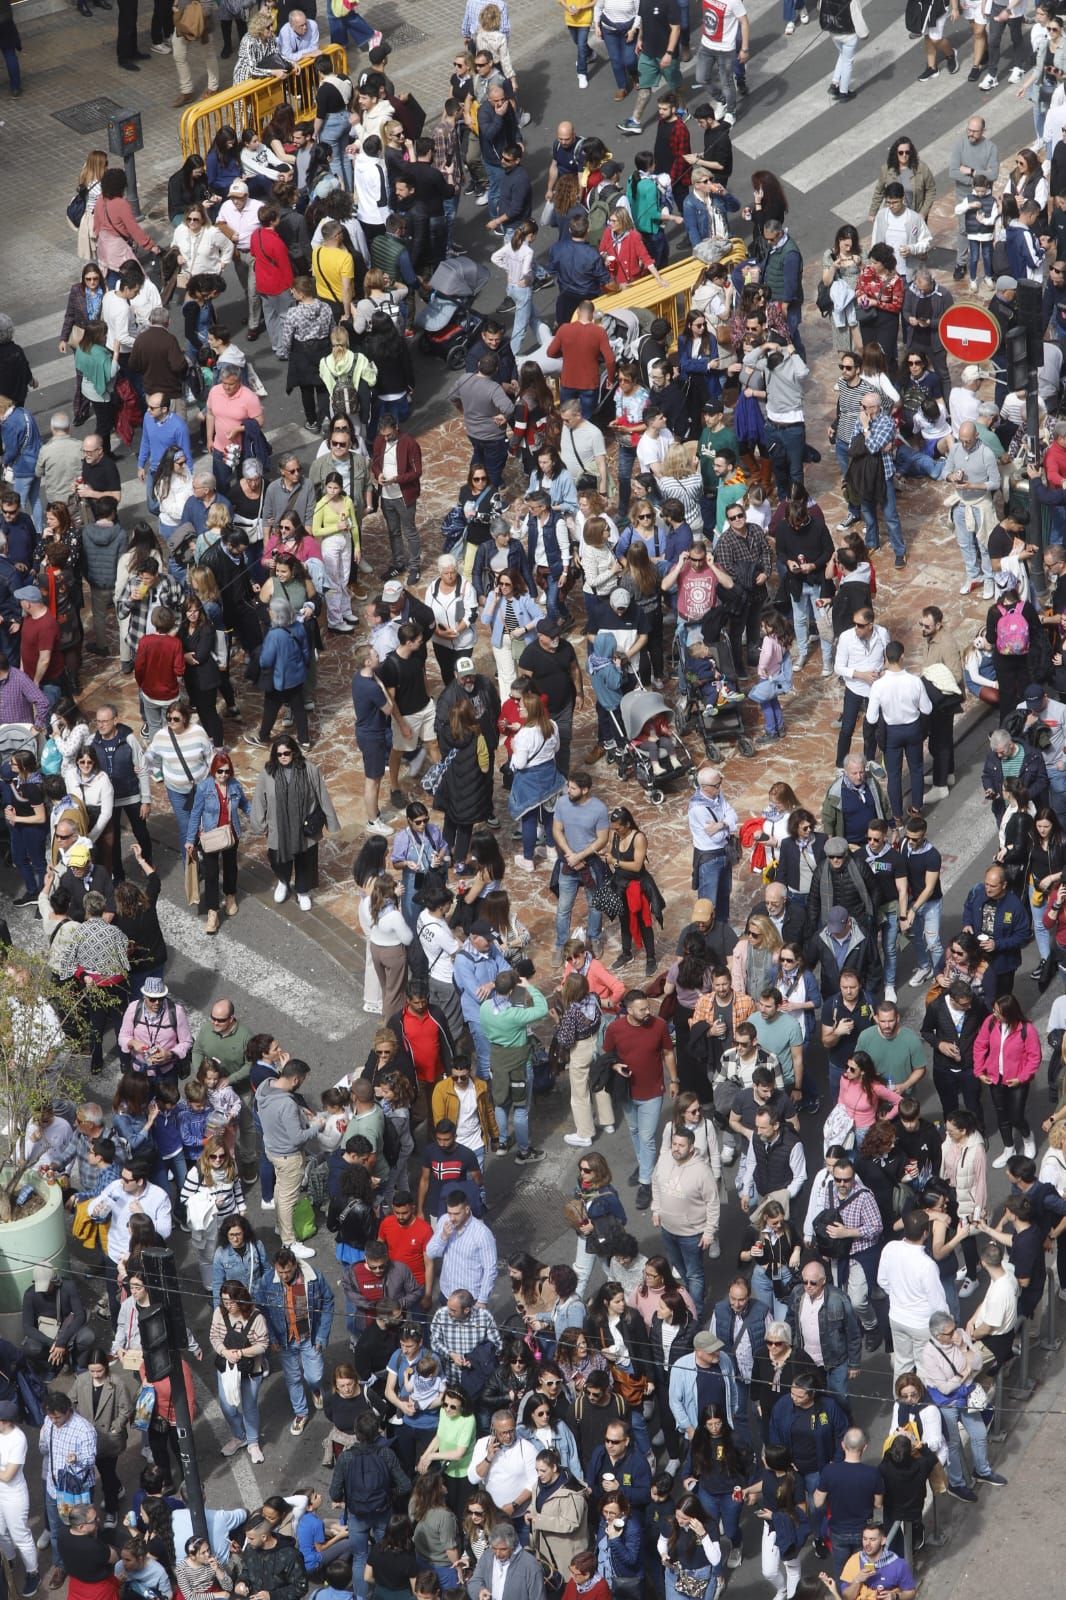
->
[[978, 71, 998, 88], [883, 984, 897, 1003], [958, 578, 979, 595], [958, 1276, 979, 1298], [727, 1549, 743, 1570], [1023, 1135, 1036, 1157], [297, 893, 312, 912], [785, 19, 795, 31], [261, 1198, 275, 1210], [150, 39, 171, 51], [800, 6, 810, 17], [600, 1124, 616, 1135], [721, 1139, 737, 1163], [248, 1443, 265, 1463], [991, 1148, 1013, 1169], [512, 854, 535, 873], [1009, 65, 1024, 82], [925, 786, 949, 802], [273, 882, 288, 904], [908, 966, 933, 986], [577, 72, 588, 87], [475, 192, 489, 206], [289, 1241, 316, 1259], [982, 579, 995, 599], [366, 817, 394, 837], [519, 110, 531, 126], [563, 1133, 594, 1147]]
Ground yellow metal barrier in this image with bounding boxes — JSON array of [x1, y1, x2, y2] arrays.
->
[[180, 43, 349, 159], [592, 239, 747, 338]]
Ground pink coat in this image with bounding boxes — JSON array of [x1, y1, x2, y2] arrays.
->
[[972, 1017, 1041, 1086], [837, 1074, 901, 1130]]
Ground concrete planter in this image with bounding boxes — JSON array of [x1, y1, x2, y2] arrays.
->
[[0, 1173, 68, 1313]]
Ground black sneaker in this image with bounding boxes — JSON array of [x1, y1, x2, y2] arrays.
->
[[12, 891, 36, 907], [863, 1327, 883, 1352], [645, 956, 656, 977], [953, 264, 967, 281], [486, 813, 501, 830], [948, 1483, 978, 1502], [627, 1167, 640, 1187], [22, 1576, 40, 1599], [390, 788, 405, 809], [917, 64, 939, 79], [967, 64, 983, 80], [813, 1539, 830, 1559], [946, 47, 960, 71], [635, 1182, 652, 1210], [514, 1147, 547, 1164], [975, 1470, 1008, 1486], [836, 88, 856, 99], [611, 950, 633, 971]]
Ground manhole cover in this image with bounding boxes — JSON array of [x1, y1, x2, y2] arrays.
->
[[52, 97, 124, 135], [491, 1176, 570, 1246], [387, 20, 428, 48]]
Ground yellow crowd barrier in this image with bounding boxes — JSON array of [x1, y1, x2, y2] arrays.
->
[[180, 43, 349, 159], [592, 238, 747, 337]]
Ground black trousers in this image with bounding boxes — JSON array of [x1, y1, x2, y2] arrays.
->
[[150, 0, 171, 43], [927, 703, 956, 787], [727, 587, 767, 675], [988, 1079, 1031, 1145], [932, 1061, 985, 1128], [190, 688, 224, 748], [835, 686, 880, 768], [107, 801, 154, 884], [116, 0, 139, 60], [200, 844, 238, 910], [259, 685, 308, 744], [269, 846, 313, 894]]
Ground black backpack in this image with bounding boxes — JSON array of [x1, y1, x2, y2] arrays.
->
[[381, 1114, 401, 1169]]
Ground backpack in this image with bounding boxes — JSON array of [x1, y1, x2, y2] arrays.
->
[[66, 187, 88, 231], [380, 1112, 401, 1168], [342, 1445, 393, 1515], [330, 381, 359, 420], [995, 603, 1029, 656]]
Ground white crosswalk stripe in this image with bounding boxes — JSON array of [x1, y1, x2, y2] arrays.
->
[[733, 19, 916, 157]]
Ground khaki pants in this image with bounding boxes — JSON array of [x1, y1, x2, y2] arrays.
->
[[269, 1150, 305, 1246], [568, 1032, 614, 1140], [172, 29, 220, 95]]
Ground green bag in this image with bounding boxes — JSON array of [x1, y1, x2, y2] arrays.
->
[[292, 1193, 316, 1241]]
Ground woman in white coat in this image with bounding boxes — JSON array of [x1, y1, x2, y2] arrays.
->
[[172, 203, 234, 279]]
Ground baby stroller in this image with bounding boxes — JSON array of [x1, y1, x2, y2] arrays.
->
[[611, 688, 695, 806], [416, 257, 489, 369], [674, 632, 757, 760]]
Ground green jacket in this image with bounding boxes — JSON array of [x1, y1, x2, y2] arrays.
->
[[627, 174, 662, 238], [479, 984, 549, 1072]]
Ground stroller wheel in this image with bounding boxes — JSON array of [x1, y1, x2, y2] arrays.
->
[[705, 741, 723, 762], [648, 788, 666, 806], [739, 737, 758, 758], [445, 343, 468, 370]]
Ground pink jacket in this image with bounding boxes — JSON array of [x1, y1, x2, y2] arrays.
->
[[837, 1075, 901, 1131], [972, 1016, 1041, 1086], [757, 634, 784, 682]]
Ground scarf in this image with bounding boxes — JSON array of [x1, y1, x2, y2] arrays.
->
[[274, 761, 312, 864]]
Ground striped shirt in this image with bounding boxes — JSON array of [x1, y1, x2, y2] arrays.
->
[[146, 725, 214, 793], [425, 1213, 499, 1303]]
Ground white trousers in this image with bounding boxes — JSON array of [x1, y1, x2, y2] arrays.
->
[[320, 533, 356, 626], [0, 1486, 37, 1573]]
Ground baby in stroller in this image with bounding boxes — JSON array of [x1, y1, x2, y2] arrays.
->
[[633, 710, 689, 775], [684, 640, 746, 720]]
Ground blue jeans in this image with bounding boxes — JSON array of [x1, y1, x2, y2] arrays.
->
[[952, 501, 993, 583], [165, 785, 197, 851], [217, 1370, 263, 1444], [468, 1017, 491, 1081], [1, 45, 20, 91], [320, 108, 353, 190], [11, 475, 41, 533], [895, 440, 945, 480], [618, 441, 638, 516], [623, 1093, 663, 1184], [560, 384, 598, 421], [660, 1228, 706, 1315], [790, 581, 832, 670], [879, 906, 900, 987], [748, 678, 783, 735], [910, 898, 943, 973], [939, 1404, 991, 1485], [803, 1470, 826, 1539], [485, 162, 504, 217], [601, 21, 638, 86], [696, 851, 732, 921], [1031, 882, 1052, 960], [764, 419, 806, 501], [328, 8, 373, 45], [510, 284, 547, 356], [830, 31, 858, 89], [495, 1064, 532, 1151], [884, 726, 924, 821], [443, 194, 458, 254], [568, 23, 591, 72], [861, 474, 905, 560], [825, 1361, 850, 1408], [695, 1489, 742, 1545], [555, 865, 602, 950], [9, 821, 46, 895], [348, 1513, 388, 1600], [279, 1338, 324, 1419], [968, 240, 994, 280], [44, 1491, 62, 1568], [469, 433, 509, 487]]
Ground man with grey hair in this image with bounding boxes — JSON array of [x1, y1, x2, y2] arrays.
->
[[943, 420, 1001, 599], [247, 597, 311, 749], [467, 1412, 540, 1523], [36, 415, 82, 507], [812, 1426, 883, 1575], [262, 453, 315, 533], [129, 310, 187, 415], [178, 471, 231, 539], [466, 1521, 545, 1600], [688, 765, 738, 920], [784, 1257, 862, 1407]]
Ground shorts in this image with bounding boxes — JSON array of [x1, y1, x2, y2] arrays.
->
[[392, 701, 436, 753], [637, 50, 682, 89], [924, 9, 948, 37], [357, 736, 388, 780]]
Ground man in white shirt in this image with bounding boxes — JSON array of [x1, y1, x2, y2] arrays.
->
[[834, 608, 890, 771], [636, 407, 674, 477], [967, 1238, 1019, 1360], [467, 1410, 539, 1512], [558, 397, 608, 497], [91, 1155, 173, 1316], [865, 640, 932, 824], [876, 1211, 948, 1378], [688, 764, 738, 921], [215, 180, 265, 336]]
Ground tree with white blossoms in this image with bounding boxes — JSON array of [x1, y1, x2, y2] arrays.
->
[[0, 948, 88, 1221]]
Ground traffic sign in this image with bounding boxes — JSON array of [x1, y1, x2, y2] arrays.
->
[[938, 304, 1001, 363]]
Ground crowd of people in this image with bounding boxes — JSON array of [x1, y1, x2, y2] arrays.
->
[[8, 0, 1066, 1597]]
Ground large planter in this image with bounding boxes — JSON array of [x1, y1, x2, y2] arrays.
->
[[0, 1173, 68, 1313]]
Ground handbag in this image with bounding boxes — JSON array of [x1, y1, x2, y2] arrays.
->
[[292, 1193, 316, 1241], [303, 801, 327, 840], [219, 1361, 243, 1410], [592, 876, 623, 922], [966, 1380, 992, 1412], [66, 188, 88, 230], [421, 746, 457, 796], [200, 822, 236, 853], [608, 1361, 647, 1407], [184, 853, 200, 907], [674, 1572, 711, 1600]]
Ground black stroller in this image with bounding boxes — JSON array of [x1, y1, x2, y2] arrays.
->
[[415, 257, 489, 369], [674, 632, 757, 760]]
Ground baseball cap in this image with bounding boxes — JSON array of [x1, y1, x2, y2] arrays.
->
[[826, 905, 850, 934], [824, 836, 849, 859], [228, 179, 249, 196], [381, 580, 404, 602], [14, 585, 42, 603], [1025, 683, 1047, 707], [693, 1332, 724, 1354], [536, 619, 560, 638], [608, 587, 630, 612], [469, 919, 494, 939], [691, 898, 713, 920], [66, 844, 92, 868], [456, 657, 476, 675]]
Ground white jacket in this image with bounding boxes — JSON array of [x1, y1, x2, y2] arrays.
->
[[172, 222, 234, 275]]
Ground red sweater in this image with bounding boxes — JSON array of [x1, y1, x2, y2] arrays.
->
[[546, 322, 617, 392], [135, 633, 186, 702], [249, 226, 294, 296]]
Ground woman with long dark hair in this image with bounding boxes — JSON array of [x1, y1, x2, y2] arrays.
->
[[73, 320, 118, 449], [209, 1278, 268, 1463], [837, 1049, 901, 1145], [353, 833, 391, 1014], [869, 136, 936, 220], [618, 538, 665, 684], [250, 734, 338, 911], [607, 804, 663, 976], [1027, 808, 1065, 972], [660, 1492, 721, 1600], [662, 933, 714, 1093], [586, 1280, 653, 1452], [682, 1404, 746, 1562], [360, 873, 413, 1018], [749, 170, 788, 257], [435, 699, 493, 870], [361, 309, 414, 437], [973, 990, 1041, 1167], [179, 595, 224, 748], [821, 224, 863, 352]]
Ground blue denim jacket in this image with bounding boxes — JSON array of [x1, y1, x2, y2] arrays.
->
[[189, 775, 252, 842]]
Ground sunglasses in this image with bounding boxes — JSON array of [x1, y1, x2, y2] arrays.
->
[[166, 715, 184, 724]]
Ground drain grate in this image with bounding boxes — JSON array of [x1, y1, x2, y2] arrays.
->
[[52, 97, 125, 135], [492, 1176, 570, 1249], [386, 20, 428, 48]]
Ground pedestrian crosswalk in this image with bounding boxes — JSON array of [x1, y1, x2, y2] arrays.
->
[[731, 0, 1037, 223]]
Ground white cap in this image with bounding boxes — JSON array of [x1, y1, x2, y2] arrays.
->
[[381, 580, 404, 602]]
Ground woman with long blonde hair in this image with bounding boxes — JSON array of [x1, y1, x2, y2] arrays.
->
[[180, 1134, 247, 1288], [730, 912, 783, 999]]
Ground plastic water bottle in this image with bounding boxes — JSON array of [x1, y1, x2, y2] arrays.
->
[[15, 1185, 34, 1207]]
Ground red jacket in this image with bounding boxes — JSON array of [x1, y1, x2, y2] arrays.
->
[[249, 226, 294, 296], [371, 431, 422, 507], [134, 633, 186, 702], [972, 1015, 1041, 1086], [599, 225, 654, 286]]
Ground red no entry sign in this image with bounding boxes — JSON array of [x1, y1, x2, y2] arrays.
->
[[938, 304, 1002, 363]]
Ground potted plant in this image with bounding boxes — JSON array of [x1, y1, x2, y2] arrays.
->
[[0, 948, 92, 1312]]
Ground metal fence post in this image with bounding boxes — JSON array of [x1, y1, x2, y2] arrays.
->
[[1009, 1319, 1036, 1402], [926, 1488, 945, 1549], [1039, 1279, 1063, 1354], [991, 1365, 1008, 1442]]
